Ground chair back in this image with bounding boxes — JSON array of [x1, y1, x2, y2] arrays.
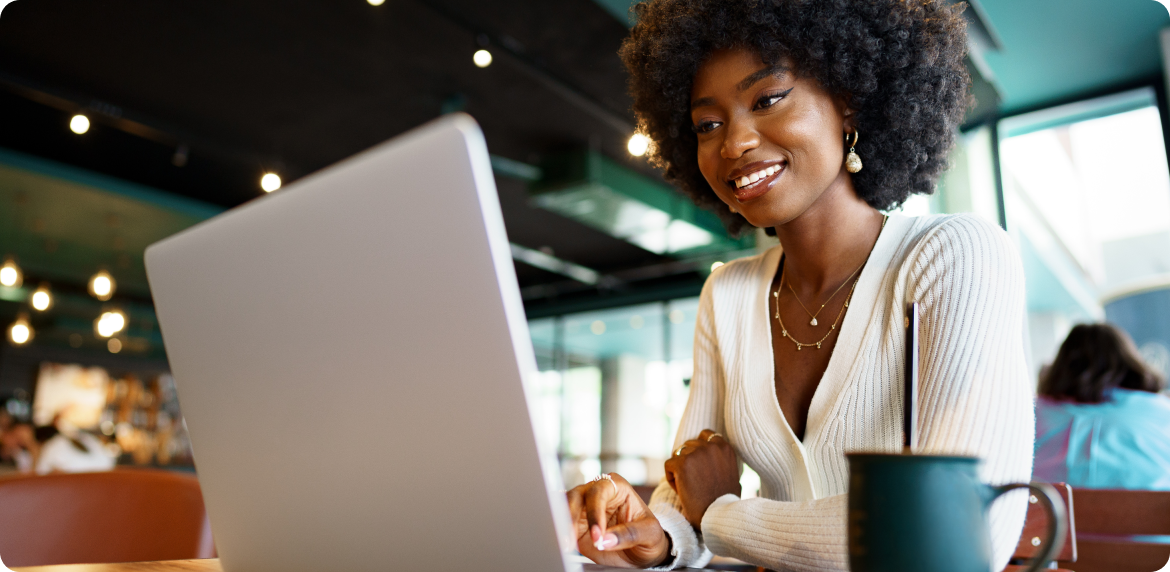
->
[[0, 468, 213, 566], [1012, 482, 1077, 563], [1061, 489, 1170, 572]]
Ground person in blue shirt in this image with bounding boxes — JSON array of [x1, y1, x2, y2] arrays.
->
[[1034, 323, 1170, 490]]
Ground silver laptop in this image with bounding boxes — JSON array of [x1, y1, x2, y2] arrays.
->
[[145, 115, 586, 572]]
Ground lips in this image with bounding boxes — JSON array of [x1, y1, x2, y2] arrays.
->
[[727, 160, 786, 201]]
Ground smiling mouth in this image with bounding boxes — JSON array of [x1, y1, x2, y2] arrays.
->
[[730, 163, 784, 190]]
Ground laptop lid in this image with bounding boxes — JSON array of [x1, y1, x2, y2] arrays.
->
[[146, 114, 578, 572]]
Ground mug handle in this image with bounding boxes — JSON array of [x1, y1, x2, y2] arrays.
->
[[990, 482, 1068, 572]]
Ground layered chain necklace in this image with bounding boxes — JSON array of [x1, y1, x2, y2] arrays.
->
[[773, 265, 861, 350], [772, 216, 886, 351], [787, 263, 863, 327]]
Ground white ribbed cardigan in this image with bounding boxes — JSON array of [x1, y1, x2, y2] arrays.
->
[[648, 213, 1034, 571]]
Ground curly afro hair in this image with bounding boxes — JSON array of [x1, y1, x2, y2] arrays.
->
[[619, 0, 971, 236]]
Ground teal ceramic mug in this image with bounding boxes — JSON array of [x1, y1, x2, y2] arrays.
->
[[847, 453, 1066, 572]]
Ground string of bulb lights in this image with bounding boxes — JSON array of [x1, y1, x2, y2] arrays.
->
[[10, 1, 653, 353], [66, 108, 283, 194], [54, 0, 650, 207], [18, 74, 281, 353], [2, 257, 128, 353]]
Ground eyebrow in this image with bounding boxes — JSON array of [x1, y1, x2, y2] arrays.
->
[[737, 65, 789, 92], [690, 65, 790, 110]]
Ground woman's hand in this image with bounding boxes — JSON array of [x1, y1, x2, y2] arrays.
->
[[664, 429, 741, 529], [566, 472, 670, 568]]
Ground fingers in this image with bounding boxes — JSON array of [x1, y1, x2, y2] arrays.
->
[[697, 429, 717, 441], [583, 474, 621, 540], [594, 517, 663, 552], [664, 455, 679, 491]]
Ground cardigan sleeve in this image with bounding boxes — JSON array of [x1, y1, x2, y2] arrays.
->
[[646, 275, 722, 570], [664, 215, 1032, 572], [906, 215, 1033, 570]]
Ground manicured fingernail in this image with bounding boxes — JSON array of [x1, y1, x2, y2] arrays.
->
[[590, 524, 601, 542], [597, 533, 618, 550]]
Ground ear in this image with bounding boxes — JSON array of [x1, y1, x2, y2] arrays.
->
[[830, 88, 857, 134], [841, 106, 858, 135]]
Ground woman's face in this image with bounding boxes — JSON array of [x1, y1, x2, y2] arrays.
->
[[690, 48, 853, 228]]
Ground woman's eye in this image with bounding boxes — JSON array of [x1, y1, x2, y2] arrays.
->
[[754, 88, 793, 111], [691, 120, 722, 134]]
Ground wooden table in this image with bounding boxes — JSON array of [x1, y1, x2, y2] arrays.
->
[[11, 558, 755, 572], [12, 560, 222, 572]]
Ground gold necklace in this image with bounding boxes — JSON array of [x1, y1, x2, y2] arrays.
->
[[771, 215, 886, 350], [773, 267, 858, 350], [785, 262, 864, 327]]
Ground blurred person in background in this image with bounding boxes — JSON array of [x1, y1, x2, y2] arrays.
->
[[1033, 323, 1170, 490], [0, 419, 37, 474], [34, 416, 117, 475], [0, 399, 37, 473]]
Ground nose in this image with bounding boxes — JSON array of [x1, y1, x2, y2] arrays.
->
[[720, 116, 760, 160]]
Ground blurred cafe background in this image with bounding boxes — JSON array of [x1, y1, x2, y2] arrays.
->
[[1, 0, 1170, 499]]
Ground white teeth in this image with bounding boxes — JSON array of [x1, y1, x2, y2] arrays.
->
[[735, 165, 784, 188]]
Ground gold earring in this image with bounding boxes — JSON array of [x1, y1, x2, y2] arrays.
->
[[845, 130, 863, 174]]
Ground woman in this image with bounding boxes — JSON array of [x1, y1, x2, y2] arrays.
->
[[33, 422, 117, 475], [565, 0, 1035, 570], [0, 418, 36, 473], [1034, 324, 1170, 490]]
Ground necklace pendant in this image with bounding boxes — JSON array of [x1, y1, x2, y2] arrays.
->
[[797, 344, 802, 351], [816, 342, 822, 349], [810, 317, 818, 326]]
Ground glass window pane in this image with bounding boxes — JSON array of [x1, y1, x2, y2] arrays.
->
[[528, 297, 699, 487], [997, 87, 1170, 377]]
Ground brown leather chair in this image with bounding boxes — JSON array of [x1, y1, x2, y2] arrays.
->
[[0, 468, 214, 566], [1004, 482, 1076, 572], [1058, 488, 1170, 572]]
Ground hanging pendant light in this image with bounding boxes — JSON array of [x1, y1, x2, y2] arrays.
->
[[8, 313, 32, 345], [260, 173, 281, 192], [473, 49, 493, 68], [31, 283, 52, 312], [94, 309, 127, 338], [89, 269, 116, 301], [70, 114, 90, 134], [627, 133, 650, 156], [0, 257, 22, 288]]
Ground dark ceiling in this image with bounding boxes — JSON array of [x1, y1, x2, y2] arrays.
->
[[0, 0, 701, 319], [3, 0, 1167, 332]]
